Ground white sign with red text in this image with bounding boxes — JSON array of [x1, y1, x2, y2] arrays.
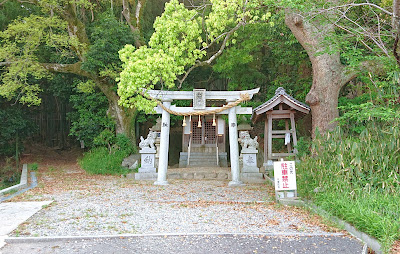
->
[[274, 161, 297, 191]]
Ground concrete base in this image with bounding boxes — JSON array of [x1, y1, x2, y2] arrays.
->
[[241, 166, 260, 173], [138, 167, 156, 173], [154, 180, 169, 185], [134, 173, 158, 180], [263, 162, 274, 171], [278, 198, 304, 207], [228, 181, 245, 187], [241, 173, 265, 184]]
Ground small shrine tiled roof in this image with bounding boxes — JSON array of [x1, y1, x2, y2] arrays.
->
[[252, 87, 310, 121]]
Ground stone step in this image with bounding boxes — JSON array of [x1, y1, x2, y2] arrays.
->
[[186, 154, 219, 158], [132, 168, 266, 183]]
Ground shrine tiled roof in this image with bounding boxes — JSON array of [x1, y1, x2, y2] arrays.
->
[[253, 87, 310, 118]]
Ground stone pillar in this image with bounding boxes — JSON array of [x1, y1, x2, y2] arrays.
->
[[154, 99, 172, 185], [227, 100, 243, 187]]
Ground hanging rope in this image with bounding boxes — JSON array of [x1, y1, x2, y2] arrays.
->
[[152, 93, 250, 116]]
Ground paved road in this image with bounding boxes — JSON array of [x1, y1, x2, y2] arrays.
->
[[1, 233, 364, 254]]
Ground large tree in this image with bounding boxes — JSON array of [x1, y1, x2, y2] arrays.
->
[[0, 0, 167, 140], [285, 0, 399, 136], [118, 0, 399, 138], [118, 0, 272, 110]]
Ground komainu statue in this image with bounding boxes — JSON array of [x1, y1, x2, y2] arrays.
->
[[238, 131, 259, 149], [139, 131, 157, 149]]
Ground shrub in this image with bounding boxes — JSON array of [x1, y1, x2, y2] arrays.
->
[[79, 147, 131, 175], [297, 120, 400, 252], [79, 133, 135, 175], [0, 158, 21, 190], [68, 88, 113, 149], [29, 163, 38, 171]]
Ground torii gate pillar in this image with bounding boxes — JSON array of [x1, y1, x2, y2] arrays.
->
[[227, 99, 243, 187], [154, 99, 172, 185]]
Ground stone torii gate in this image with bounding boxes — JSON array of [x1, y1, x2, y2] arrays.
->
[[147, 88, 259, 186]]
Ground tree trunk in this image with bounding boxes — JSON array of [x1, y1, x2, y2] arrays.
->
[[285, 12, 351, 137], [96, 81, 138, 144]]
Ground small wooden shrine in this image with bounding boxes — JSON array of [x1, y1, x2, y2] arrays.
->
[[252, 87, 310, 167]]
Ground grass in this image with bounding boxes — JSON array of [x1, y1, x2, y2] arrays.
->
[[0, 158, 20, 190], [29, 163, 38, 171], [79, 147, 132, 175], [296, 122, 400, 253]]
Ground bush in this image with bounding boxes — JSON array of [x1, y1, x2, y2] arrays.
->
[[79, 147, 131, 175], [0, 158, 21, 190], [79, 133, 135, 175], [68, 88, 113, 149], [297, 120, 400, 252], [29, 163, 38, 171], [0, 106, 35, 156]]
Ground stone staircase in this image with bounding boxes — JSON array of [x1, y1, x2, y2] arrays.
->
[[180, 152, 217, 167]]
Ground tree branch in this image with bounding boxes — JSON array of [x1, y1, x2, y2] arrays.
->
[[121, 0, 143, 48], [41, 62, 95, 79], [313, 3, 393, 17], [394, 31, 400, 67], [0, 61, 12, 67], [177, 21, 245, 88], [393, 0, 400, 28]]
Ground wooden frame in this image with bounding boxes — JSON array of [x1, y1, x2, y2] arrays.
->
[[252, 87, 310, 164]]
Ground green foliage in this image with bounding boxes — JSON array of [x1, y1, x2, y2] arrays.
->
[[0, 0, 39, 30], [336, 102, 400, 134], [114, 134, 135, 155], [213, 23, 268, 90], [117, 0, 272, 111], [295, 136, 312, 159], [0, 14, 80, 105], [68, 87, 114, 148], [297, 120, 400, 251], [78, 147, 128, 175], [337, 72, 400, 134], [0, 106, 35, 156], [82, 12, 135, 76], [29, 163, 38, 171], [118, 0, 205, 111], [79, 136, 134, 175], [0, 157, 20, 190]]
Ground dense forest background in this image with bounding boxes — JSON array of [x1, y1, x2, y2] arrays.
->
[[0, 0, 314, 156]]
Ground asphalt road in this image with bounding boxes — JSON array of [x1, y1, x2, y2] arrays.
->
[[1, 233, 364, 254]]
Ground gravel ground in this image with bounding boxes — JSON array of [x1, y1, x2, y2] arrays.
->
[[10, 166, 340, 237]]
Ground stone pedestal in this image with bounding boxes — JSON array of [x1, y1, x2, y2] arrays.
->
[[135, 148, 157, 180], [242, 148, 258, 172], [241, 148, 264, 183], [139, 148, 156, 172]]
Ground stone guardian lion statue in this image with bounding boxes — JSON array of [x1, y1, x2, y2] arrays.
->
[[238, 131, 259, 149], [139, 131, 157, 149]]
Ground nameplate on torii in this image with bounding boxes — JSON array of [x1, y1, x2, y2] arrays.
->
[[193, 89, 206, 110]]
